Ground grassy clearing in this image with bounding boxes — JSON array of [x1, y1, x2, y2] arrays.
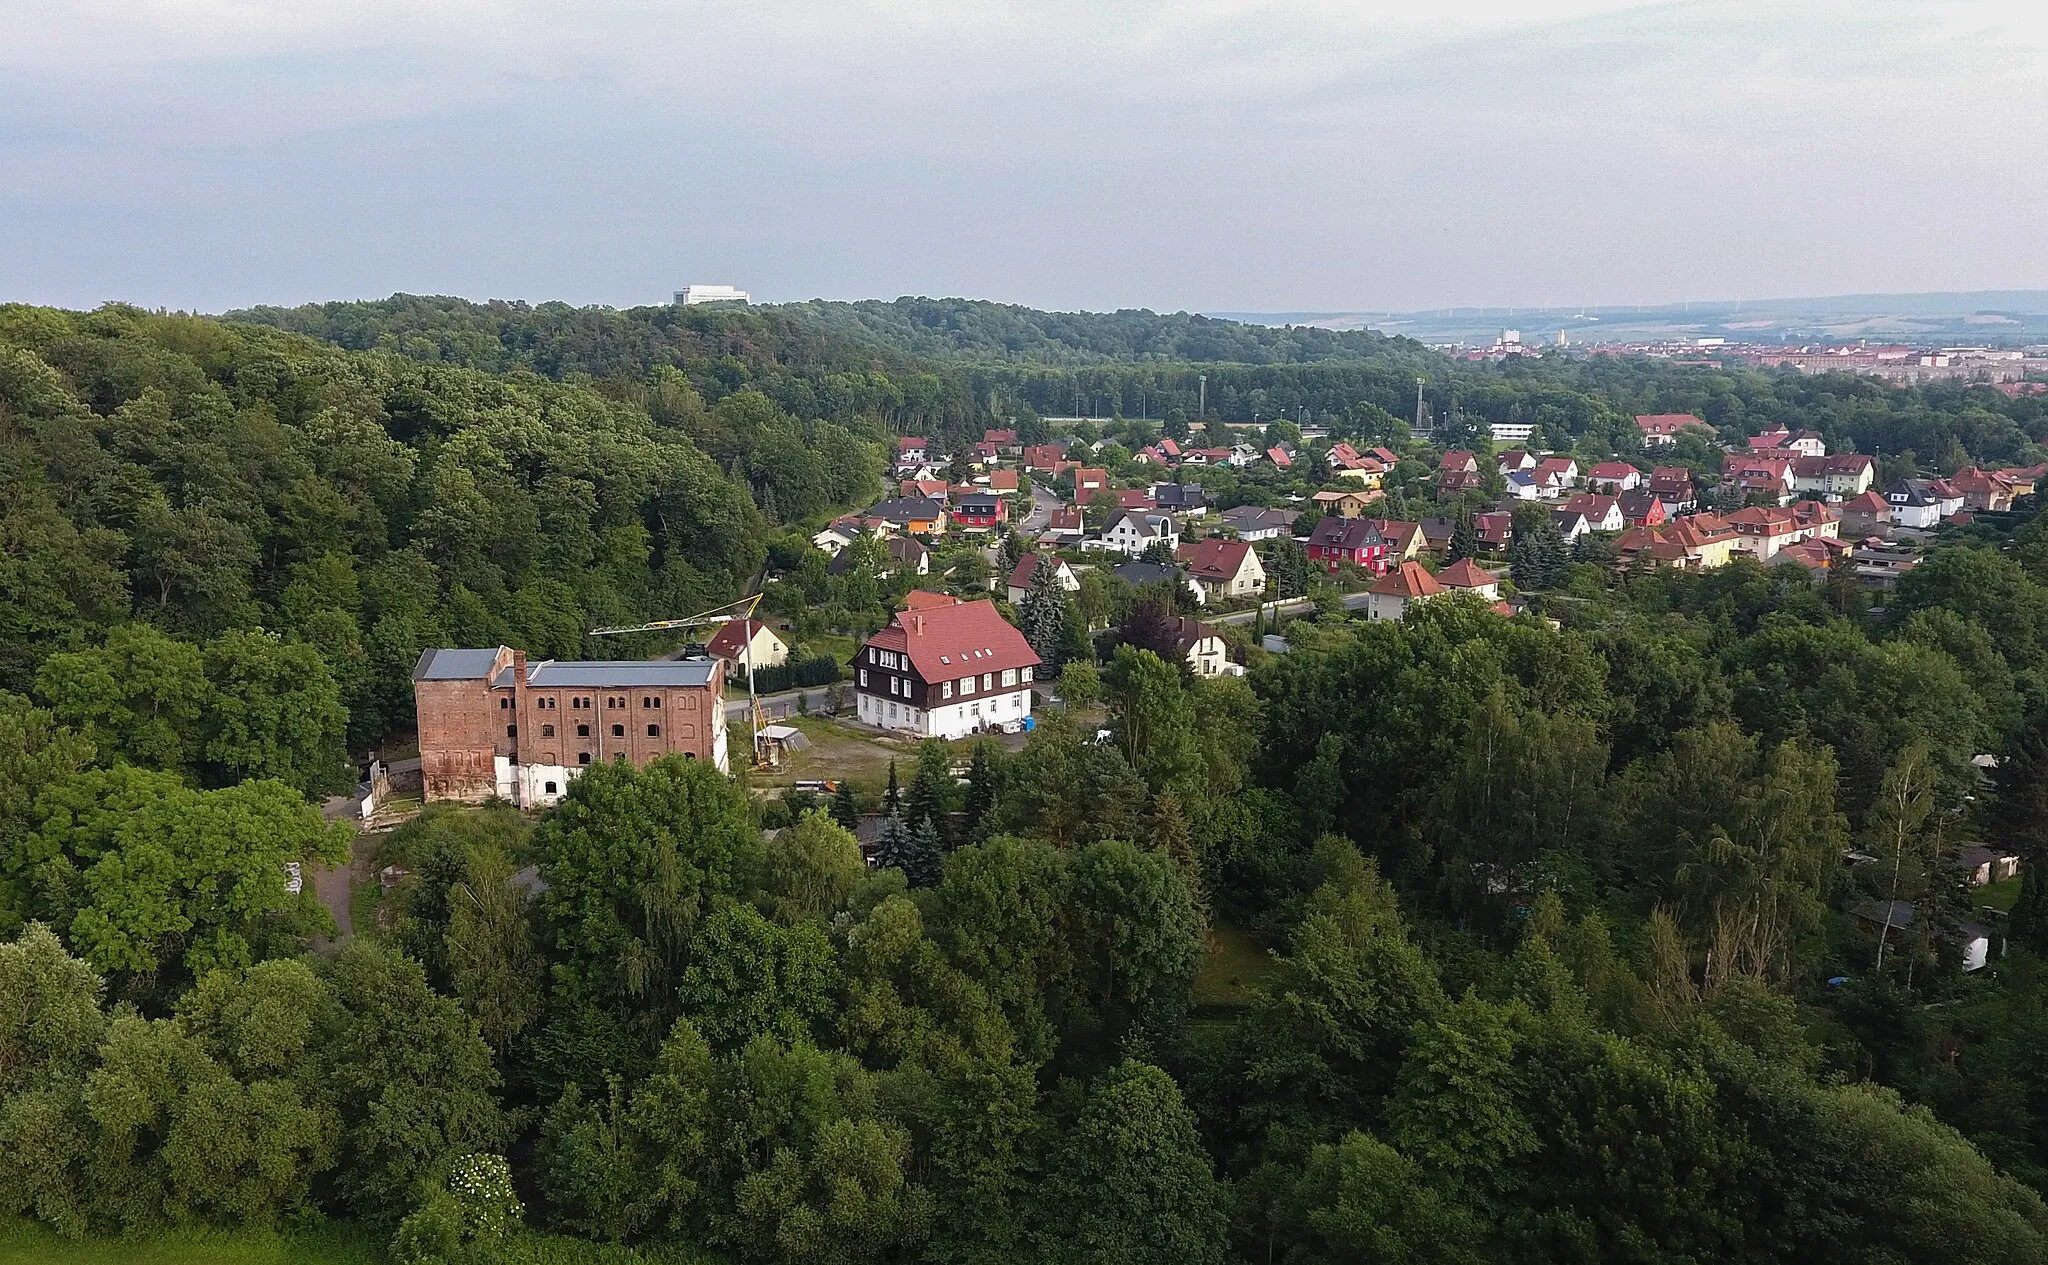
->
[[1193, 921, 1279, 1009], [751, 714, 920, 791], [1980, 876, 2022, 912], [0, 1222, 380, 1265]]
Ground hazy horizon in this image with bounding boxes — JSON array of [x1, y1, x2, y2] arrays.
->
[[7, 1, 2046, 315]]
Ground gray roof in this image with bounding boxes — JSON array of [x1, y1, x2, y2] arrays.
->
[[413, 647, 504, 681], [520, 660, 719, 689]]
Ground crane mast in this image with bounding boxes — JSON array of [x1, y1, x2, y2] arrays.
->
[[588, 593, 768, 768]]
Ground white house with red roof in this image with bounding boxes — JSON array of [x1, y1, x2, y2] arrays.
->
[[1436, 558, 1500, 600], [1561, 493, 1626, 533], [1177, 538, 1267, 602], [852, 599, 1040, 738], [1006, 553, 1079, 605], [705, 619, 789, 679], [1531, 456, 1581, 498], [1635, 414, 1702, 447], [897, 436, 930, 463], [1586, 462, 1642, 493], [1364, 561, 1446, 622]]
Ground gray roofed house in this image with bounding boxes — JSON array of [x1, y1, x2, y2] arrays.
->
[[504, 660, 720, 689], [413, 647, 506, 680]]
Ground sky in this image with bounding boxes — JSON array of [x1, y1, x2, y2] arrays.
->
[[4, 0, 2047, 315]]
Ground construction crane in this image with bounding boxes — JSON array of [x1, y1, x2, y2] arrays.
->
[[588, 594, 771, 769]]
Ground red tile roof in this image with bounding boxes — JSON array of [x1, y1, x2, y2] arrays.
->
[[867, 599, 1039, 681], [902, 590, 962, 610], [1371, 560, 1446, 599], [1181, 538, 1255, 582], [1436, 558, 1494, 589], [1635, 413, 1701, 435], [705, 619, 779, 661]]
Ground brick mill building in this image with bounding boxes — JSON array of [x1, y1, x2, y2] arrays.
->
[[413, 647, 727, 807], [852, 599, 1039, 739]]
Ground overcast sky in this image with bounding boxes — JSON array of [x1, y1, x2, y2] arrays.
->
[[5, 0, 2046, 315]]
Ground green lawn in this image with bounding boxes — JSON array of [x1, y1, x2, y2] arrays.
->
[[1980, 875, 2022, 912], [1193, 922, 1279, 1009], [0, 1223, 380, 1265], [751, 714, 920, 791]]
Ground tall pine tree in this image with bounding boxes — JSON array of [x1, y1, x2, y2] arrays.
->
[[831, 778, 859, 830], [1019, 554, 1069, 669], [884, 759, 901, 816], [962, 739, 1001, 842], [905, 738, 953, 845], [1446, 507, 1479, 564]]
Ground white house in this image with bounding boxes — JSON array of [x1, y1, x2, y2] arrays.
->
[[1364, 561, 1446, 622], [704, 619, 788, 680], [1006, 553, 1080, 605], [1887, 480, 1943, 529], [851, 600, 1039, 739], [1089, 510, 1180, 557]]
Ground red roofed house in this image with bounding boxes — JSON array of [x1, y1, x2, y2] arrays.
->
[[1267, 446, 1294, 468], [1368, 446, 1401, 466], [1438, 449, 1484, 493], [1531, 457, 1581, 497], [1950, 467, 2020, 512], [1436, 557, 1501, 601], [852, 599, 1040, 739], [1647, 467, 1698, 512], [1006, 552, 1079, 605], [1617, 489, 1668, 527], [1118, 488, 1158, 512], [1177, 537, 1268, 602], [1561, 493, 1626, 533], [1475, 511, 1515, 551], [1308, 517, 1390, 574], [1074, 467, 1110, 494], [897, 436, 930, 463], [705, 619, 790, 679], [1040, 504, 1086, 545], [1636, 414, 1703, 446], [1747, 428, 1792, 452], [986, 469, 1020, 493], [1368, 518, 1425, 562], [1724, 507, 1807, 560], [1497, 449, 1537, 473], [1839, 490, 1892, 537], [1364, 560, 1446, 622], [901, 478, 950, 499], [1023, 444, 1067, 472], [1790, 454, 1875, 500], [1723, 454, 1795, 505], [1587, 462, 1643, 493], [983, 428, 1018, 449]]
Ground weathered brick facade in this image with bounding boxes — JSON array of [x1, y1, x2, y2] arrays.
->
[[414, 647, 727, 807]]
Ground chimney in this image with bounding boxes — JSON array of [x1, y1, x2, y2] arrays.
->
[[914, 614, 924, 635], [512, 649, 527, 685]]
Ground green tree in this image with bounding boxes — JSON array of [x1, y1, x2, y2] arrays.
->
[[678, 901, 837, 1050], [1035, 1060, 1226, 1265], [1446, 507, 1479, 564], [831, 780, 860, 832]]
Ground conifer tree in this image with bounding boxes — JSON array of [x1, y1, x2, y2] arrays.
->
[[1019, 555, 1069, 670], [831, 778, 859, 831], [905, 738, 952, 845], [962, 740, 1000, 841], [905, 816, 945, 889], [884, 760, 901, 816], [1446, 507, 1479, 564]]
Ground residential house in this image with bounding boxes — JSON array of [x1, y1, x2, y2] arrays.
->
[[829, 535, 930, 578], [704, 619, 790, 680], [1153, 484, 1208, 516], [1365, 560, 1446, 622], [1561, 493, 1626, 533], [1418, 516, 1456, 553], [1437, 449, 1484, 494], [812, 518, 866, 554], [863, 497, 947, 535], [1726, 506, 1810, 560], [896, 436, 930, 464], [1074, 467, 1110, 495], [1368, 518, 1426, 562], [1218, 505, 1299, 541], [1022, 444, 1066, 472], [851, 599, 1039, 739], [1930, 478, 1967, 519], [1117, 488, 1158, 512], [1669, 512, 1743, 567], [1950, 467, 2020, 512], [1474, 511, 1515, 552], [1551, 507, 1591, 543], [1178, 538, 1267, 602], [1771, 537, 1851, 572], [1161, 616, 1236, 678], [1531, 456, 1581, 498], [1497, 449, 1537, 474], [1647, 467, 1698, 512], [1790, 453, 1876, 500], [1040, 504, 1086, 546], [1839, 490, 1892, 537], [1436, 557, 1500, 600], [413, 647, 727, 807], [1785, 429, 1828, 458], [1587, 461, 1643, 493], [1308, 516, 1389, 574], [1618, 489, 1668, 527], [1635, 413, 1703, 446], [1854, 901, 1995, 973], [1723, 454, 1795, 505], [1312, 488, 1381, 519], [1886, 479, 1944, 529], [982, 428, 1019, 451], [1092, 510, 1180, 557], [900, 477, 950, 499], [1006, 552, 1079, 605], [1266, 446, 1295, 469], [1368, 446, 1401, 466], [1111, 560, 1207, 605], [985, 469, 1020, 494], [1952, 845, 2021, 888], [1228, 442, 1263, 467], [1747, 428, 1792, 453]]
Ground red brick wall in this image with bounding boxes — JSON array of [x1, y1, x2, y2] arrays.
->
[[415, 647, 514, 802]]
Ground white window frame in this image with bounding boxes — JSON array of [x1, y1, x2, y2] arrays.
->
[[943, 680, 953, 698], [1001, 669, 1017, 687], [981, 673, 993, 691], [859, 669, 868, 686]]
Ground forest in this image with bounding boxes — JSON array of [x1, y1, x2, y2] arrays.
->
[[10, 297, 2048, 1263]]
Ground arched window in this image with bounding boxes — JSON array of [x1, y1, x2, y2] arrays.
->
[[544, 781, 558, 795], [541, 724, 555, 737]]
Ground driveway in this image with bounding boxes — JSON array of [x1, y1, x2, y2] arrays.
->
[[1021, 482, 1061, 534]]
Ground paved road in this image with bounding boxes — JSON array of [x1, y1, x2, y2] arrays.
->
[[1021, 482, 1061, 534], [1209, 591, 1371, 625]]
